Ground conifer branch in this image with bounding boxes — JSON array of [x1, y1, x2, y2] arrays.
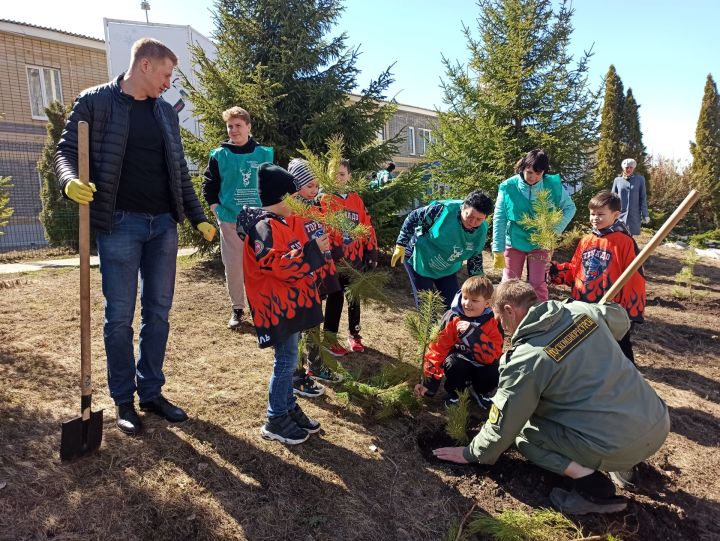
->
[[337, 260, 391, 307], [445, 388, 471, 445], [404, 290, 446, 378], [517, 189, 564, 252]]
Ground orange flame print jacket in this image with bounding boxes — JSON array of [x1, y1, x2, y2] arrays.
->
[[319, 192, 378, 270], [238, 207, 326, 348], [423, 296, 504, 392], [550, 221, 646, 322]]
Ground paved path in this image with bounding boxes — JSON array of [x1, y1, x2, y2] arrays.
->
[[0, 247, 198, 274]]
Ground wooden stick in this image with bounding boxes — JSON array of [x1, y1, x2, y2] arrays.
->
[[78, 121, 92, 420], [599, 189, 700, 305]]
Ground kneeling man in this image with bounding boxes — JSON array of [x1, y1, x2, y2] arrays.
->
[[434, 279, 669, 514]]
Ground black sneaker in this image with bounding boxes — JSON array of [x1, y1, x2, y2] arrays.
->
[[288, 403, 321, 433], [293, 375, 325, 398], [139, 395, 188, 423], [307, 365, 343, 383], [469, 388, 494, 410], [610, 467, 639, 491], [260, 414, 309, 444], [443, 396, 460, 409], [228, 308, 244, 330], [116, 402, 142, 435], [549, 487, 627, 515]]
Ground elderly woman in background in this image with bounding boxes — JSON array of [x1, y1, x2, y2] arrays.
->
[[611, 158, 649, 236]]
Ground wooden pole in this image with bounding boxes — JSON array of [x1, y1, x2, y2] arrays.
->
[[78, 121, 92, 421], [599, 189, 700, 305]]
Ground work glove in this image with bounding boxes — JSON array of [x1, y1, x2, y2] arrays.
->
[[390, 245, 405, 267], [493, 252, 505, 270], [197, 222, 217, 242], [64, 179, 96, 205], [643, 216, 650, 224]]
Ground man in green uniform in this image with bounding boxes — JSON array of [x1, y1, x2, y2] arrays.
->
[[434, 280, 670, 514]]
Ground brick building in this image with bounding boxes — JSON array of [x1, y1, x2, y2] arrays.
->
[[0, 20, 107, 251], [350, 94, 438, 171]]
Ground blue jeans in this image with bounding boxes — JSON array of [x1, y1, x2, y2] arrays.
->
[[267, 332, 300, 418], [96, 211, 178, 405], [404, 260, 459, 311]]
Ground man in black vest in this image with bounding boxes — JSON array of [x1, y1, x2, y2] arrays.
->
[[55, 38, 216, 435]]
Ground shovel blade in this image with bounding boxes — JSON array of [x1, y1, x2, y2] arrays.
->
[[60, 409, 104, 461]]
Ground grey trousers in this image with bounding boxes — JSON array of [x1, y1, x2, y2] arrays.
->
[[219, 220, 246, 310], [514, 411, 670, 476]]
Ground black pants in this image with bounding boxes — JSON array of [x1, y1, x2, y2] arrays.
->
[[443, 354, 499, 397], [324, 273, 360, 335], [403, 260, 459, 311], [617, 322, 636, 365]]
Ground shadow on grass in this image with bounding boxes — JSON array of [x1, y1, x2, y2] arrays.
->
[[640, 365, 720, 406]]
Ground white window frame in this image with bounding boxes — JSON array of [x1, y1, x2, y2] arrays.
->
[[376, 125, 385, 142], [418, 128, 432, 156], [407, 126, 416, 155], [26, 65, 63, 120]]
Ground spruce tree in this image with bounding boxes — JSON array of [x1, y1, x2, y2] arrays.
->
[[425, 0, 598, 197], [621, 88, 649, 182], [38, 101, 79, 248], [183, 0, 398, 170], [594, 65, 625, 190], [689, 74, 720, 226]]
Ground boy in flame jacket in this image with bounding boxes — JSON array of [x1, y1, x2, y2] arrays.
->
[[414, 276, 504, 408]]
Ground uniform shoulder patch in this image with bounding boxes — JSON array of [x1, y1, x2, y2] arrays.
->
[[488, 403, 501, 425], [543, 314, 598, 363]]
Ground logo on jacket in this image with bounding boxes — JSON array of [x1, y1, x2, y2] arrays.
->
[[242, 168, 252, 187], [447, 245, 463, 262], [581, 248, 611, 281]]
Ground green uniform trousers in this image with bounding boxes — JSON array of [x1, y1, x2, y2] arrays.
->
[[515, 409, 670, 476]]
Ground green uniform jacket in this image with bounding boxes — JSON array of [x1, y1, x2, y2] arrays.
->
[[464, 299, 668, 464]]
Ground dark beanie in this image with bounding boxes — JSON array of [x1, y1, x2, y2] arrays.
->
[[257, 163, 297, 207]]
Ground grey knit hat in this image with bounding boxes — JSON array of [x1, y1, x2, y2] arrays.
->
[[287, 158, 316, 189]]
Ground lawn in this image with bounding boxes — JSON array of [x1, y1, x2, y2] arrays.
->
[[0, 243, 718, 540]]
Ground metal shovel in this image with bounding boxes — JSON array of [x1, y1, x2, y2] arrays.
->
[[60, 121, 103, 461]]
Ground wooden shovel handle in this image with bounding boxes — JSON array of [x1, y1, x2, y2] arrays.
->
[[599, 189, 700, 305], [78, 121, 92, 419]]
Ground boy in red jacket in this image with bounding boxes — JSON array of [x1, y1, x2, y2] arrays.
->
[[320, 159, 378, 355], [414, 276, 504, 408], [549, 191, 646, 364], [237, 163, 330, 445], [286, 158, 343, 392]]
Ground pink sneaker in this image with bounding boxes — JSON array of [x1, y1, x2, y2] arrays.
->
[[327, 342, 349, 356], [347, 334, 365, 353]]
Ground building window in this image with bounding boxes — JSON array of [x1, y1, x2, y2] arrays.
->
[[376, 126, 385, 142], [418, 128, 432, 156], [407, 126, 416, 155], [27, 66, 63, 120]]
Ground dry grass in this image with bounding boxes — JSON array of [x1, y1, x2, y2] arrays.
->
[[1, 248, 719, 540]]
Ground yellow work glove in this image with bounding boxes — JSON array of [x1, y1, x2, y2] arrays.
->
[[390, 245, 405, 267], [493, 252, 505, 270], [197, 222, 217, 242], [64, 179, 96, 205]]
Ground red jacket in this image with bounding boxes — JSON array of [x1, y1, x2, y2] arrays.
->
[[286, 208, 341, 298], [238, 207, 325, 348], [423, 308, 503, 383], [319, 192, 378, 270], [550, 221, 646, 322]]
